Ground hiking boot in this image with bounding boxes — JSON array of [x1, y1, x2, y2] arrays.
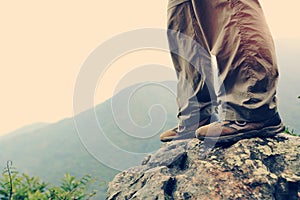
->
[[160, 114, 218, 142], [195, 113, 285, 143]]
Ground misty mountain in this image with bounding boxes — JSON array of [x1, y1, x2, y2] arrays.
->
[[0, 81, 178, 198], [1, 122, 49, 139], [276, 39, 300, 132]]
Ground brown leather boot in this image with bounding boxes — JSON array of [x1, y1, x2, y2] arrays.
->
[[195, 113, 285, 143], [160, 114, 218, 142]]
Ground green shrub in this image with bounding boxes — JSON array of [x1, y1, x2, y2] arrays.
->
[[0, 162, 97, 200], [284, 127, 298, 137]]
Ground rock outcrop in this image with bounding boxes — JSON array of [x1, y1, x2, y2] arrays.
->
[[107, 133, 300, 200]]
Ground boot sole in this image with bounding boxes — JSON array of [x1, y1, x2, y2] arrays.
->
[[160, 131, 196, 142], [198, 123, 285, 144]]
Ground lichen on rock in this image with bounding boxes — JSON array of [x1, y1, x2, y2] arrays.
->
[[107, 133, 300, 200]]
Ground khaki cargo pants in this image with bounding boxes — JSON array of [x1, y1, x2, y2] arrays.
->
[[167, 0, 279, 127]]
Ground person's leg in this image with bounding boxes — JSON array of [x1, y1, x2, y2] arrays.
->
[[160, 0, 217, 142], [195, 0, 284, 142], [217, 0, 278, 121]]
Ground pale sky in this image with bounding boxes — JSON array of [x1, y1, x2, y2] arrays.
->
[[0, 0, 300, 135]]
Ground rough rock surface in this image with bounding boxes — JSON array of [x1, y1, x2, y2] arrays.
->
[[107, 133, 300, 200]]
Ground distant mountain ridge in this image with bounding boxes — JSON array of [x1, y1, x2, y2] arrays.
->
[[0, 81, 178, 199], [1, 122, 49, 139]]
